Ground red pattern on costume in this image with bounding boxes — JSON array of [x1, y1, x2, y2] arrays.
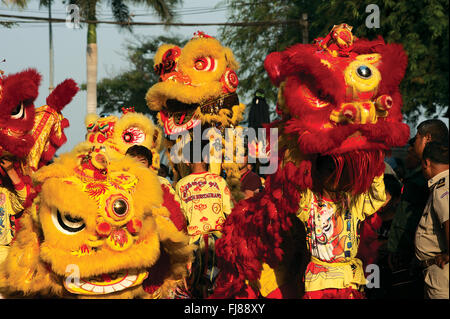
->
[[303, 287, 365, 299], [305, 263, 329, 275], [161, 184, 187, 233]]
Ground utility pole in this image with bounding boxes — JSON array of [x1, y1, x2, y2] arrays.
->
[[48, 0, 54, 92], [300, 13, 308, 44]]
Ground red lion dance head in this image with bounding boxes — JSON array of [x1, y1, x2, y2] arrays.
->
[[0, 67, 78, 208], [213, 24, 410, 299]]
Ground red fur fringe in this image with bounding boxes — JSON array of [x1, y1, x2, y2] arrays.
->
[[46, 79, 79, 112], [327, 150, 385, 195], [212, 151, 308, 298], [0, 69, 41, 157], [161, 185, 187, 232], [212, 148, 385, 298]]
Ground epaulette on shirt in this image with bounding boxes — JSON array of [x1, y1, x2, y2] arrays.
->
[[435, 177, 446, 189]]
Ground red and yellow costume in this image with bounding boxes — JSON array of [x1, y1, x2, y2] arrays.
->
[[212, 24, 410, 299], [81, 108, 187, 233], [0, 68, 78, 209]]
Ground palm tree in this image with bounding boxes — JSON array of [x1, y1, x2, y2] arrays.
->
[[5, 0, 56, 92], [69, 0, 182, 114]]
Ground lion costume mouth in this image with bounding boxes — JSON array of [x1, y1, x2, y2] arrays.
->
[[160, 99, 202, 135], [160, 93, 240, 135], [64, 269, 148, 295]]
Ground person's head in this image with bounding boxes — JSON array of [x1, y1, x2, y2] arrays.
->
[[125, 145, 153, 168], [421, 141, 449, 180], [158, 164, 168, 177], [383, 173, 403, 205], [312, 155, 351, 193], [183, 138, 209, 172], [413, 119, 449, 159], [405, 137, 421, 169]]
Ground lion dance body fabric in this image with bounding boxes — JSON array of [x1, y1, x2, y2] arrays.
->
[[212, 24, 410, 299]]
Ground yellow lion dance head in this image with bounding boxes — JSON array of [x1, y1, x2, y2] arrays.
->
[[83, 107, 163, 172], [146, 32, 247, 200], [0, 146, 192, 298], [146, 31, 245, 135]]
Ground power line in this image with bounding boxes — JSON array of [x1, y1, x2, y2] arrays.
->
[[0, 13, 298, 27]]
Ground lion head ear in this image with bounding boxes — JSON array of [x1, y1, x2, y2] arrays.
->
[[151, 126, 163, 150], [223, 47, 239, 70], [264, 51, 286, 87], [32, 152, 78, 185], [85, 113, 99, 130], [153, 44, 181, 66]]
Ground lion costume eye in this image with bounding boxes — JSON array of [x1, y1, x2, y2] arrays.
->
[[194, 57, 216, 72], [112, 199, 128, 217], [356, 65, 372, 79], [122, 127, 145, 144], [10, 102, 25, 119], [52, 210, 86, 235]]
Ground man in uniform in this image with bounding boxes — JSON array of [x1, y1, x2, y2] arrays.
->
[[387, 120, 448, 298], [415, 141, 449, 299]]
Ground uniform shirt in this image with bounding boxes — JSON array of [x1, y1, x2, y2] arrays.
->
[[297, 174, 386, 292], [175, 172, 232, 241], [415, 169, 449, 262], [0, 182, 27, 246]]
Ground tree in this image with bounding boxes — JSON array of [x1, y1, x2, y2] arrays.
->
[[94, 35, 187, 119], [218, 0, 325, 107], [219, 0, 449, 122], [67, 0, 182, 114]]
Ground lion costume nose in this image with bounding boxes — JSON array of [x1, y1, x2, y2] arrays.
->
[[96, 217, 142, 251], [330, 101, 376, 124], [106, 228, 133, 251], [330, 93, 393, 125]]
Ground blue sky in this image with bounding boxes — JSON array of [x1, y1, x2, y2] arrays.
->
[[1, 0, 227, 154]]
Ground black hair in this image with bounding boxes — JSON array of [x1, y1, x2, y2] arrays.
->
[[422, 141, 449, 165], [125, 145, 153, 166], [384, 173, 402, 199], [417, 119, 449, 144], [159, 163, 168, 173], [0, 172, 15, 193]]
